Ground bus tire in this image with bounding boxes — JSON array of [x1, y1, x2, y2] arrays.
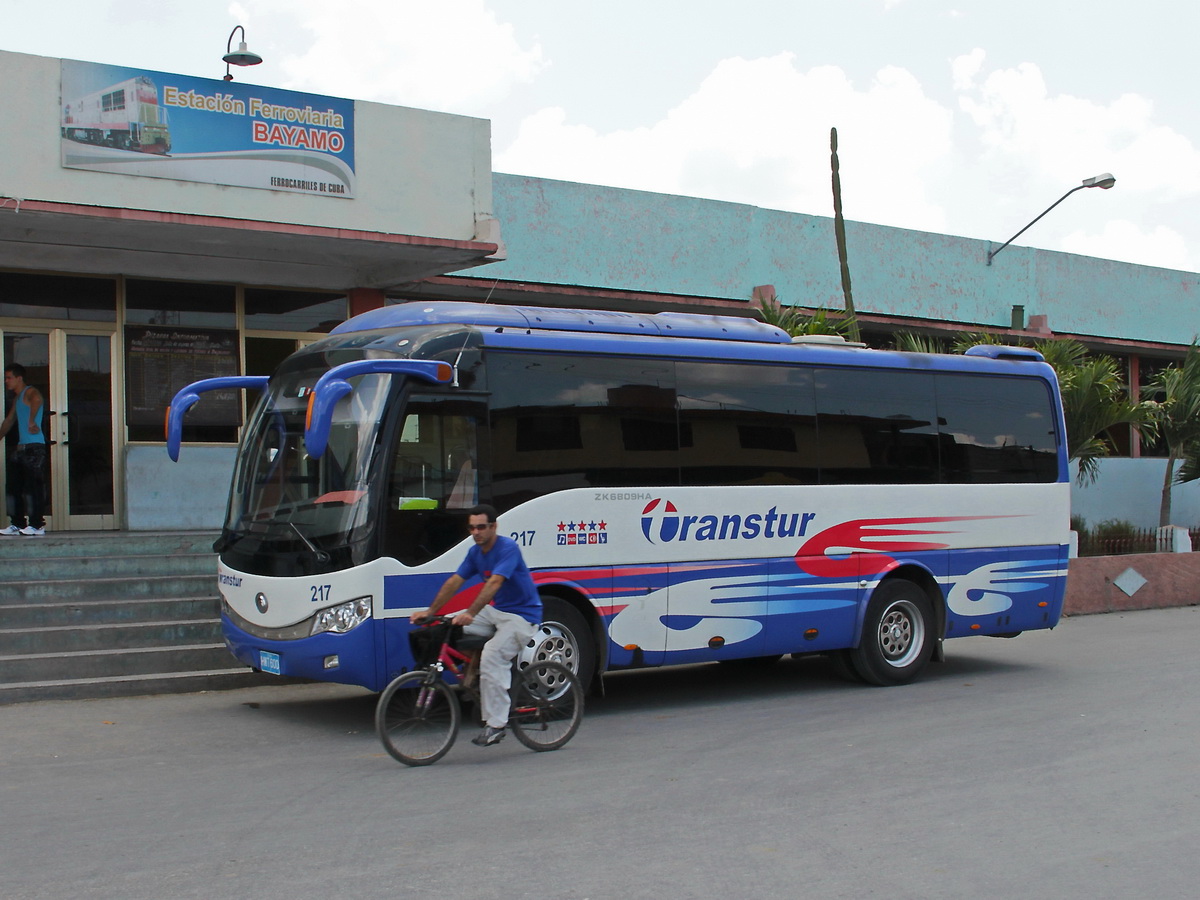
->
[[826, 649, 867, 684], [520, 596, 595, 689], [849, 579, 934, 686]]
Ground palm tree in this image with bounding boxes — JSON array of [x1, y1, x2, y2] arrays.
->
[[1144, 341, 1200, 526], [892, 331, 999, 355], [755, 296, 855, 338], [891, 332, 947, 354], [1037, 340, 1151, 487]]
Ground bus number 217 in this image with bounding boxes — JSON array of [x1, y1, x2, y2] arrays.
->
[[509, 531, 536, 547]]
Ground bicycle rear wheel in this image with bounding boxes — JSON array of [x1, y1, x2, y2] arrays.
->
[[376, 671, 460, 766], [509, 661, 583, 751]]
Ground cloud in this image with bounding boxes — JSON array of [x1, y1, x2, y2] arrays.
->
[[256, 0, 545, 114], [496, 47, 1200, 271], [497, 53, 955, 233], [949, 51, 1200, 267], [955, 54, 1200, 192], [1061, 221, 1192, 271], [951, 48, 985, 91]]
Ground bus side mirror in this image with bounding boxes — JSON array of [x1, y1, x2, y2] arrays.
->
[[166, 376, 269, 461], [304, 359, 453, 459]]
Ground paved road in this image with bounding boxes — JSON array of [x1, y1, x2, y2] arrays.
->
[[3, 607, 1198, 900]]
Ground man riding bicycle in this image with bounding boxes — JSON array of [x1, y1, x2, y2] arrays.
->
[[410, 504, 542, 747]]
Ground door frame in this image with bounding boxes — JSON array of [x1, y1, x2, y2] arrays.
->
[[1, 324, 120, 531]]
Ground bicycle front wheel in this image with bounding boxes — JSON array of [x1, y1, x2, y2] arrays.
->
[[376, 671, 460, 766], [509, 661, 583, 751]]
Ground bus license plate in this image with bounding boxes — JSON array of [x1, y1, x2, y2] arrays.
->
[[259, 651, 281, 675]]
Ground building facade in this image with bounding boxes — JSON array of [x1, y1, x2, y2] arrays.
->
[[1, 49, 501, 529], [3, 49, 1196, 532]]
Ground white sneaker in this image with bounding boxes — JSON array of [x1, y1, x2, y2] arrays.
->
[[19, 525, 45, 536], [0, 524, 21, 535]]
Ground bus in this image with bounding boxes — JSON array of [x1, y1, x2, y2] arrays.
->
[[167, 302, 1069, 692]]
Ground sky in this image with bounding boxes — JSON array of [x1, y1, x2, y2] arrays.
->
[[5, 0, 1199, 273]]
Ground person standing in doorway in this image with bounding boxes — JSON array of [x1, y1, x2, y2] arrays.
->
[[1, 364, 48, 536]]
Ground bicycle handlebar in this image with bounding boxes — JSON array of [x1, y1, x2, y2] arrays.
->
[[412, 614, 455, 627]]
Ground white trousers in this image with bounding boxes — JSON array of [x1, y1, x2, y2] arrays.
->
[[463, 606, 538, 729]]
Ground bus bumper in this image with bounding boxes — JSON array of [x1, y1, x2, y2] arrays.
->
[[221, 614, 379, 689]]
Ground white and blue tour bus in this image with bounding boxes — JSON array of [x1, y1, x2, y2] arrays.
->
[[167, 302, 1070, 692]]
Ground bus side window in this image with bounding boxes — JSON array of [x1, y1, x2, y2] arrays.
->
[[488, 352, 678, 512], [815, 367, 940, 484], [677, 361, 818, 486], [936, 374, 1059, 483], [383, 403, 483, 567], [388, 409, 479, 510]]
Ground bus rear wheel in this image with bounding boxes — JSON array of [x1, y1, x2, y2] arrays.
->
[[519, 596, 595, 689], [848, 580, 934, 686]]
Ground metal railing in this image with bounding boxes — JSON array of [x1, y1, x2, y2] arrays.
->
[[1075, 526, 1200, 557]]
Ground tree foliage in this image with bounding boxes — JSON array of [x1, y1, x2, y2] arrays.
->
[[1143, 341, 1200, 526], [755, 296, 856, 338], [1039, 340, 1151, 487]]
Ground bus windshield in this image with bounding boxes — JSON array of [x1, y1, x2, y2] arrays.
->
[[220, 365, 393, 574]]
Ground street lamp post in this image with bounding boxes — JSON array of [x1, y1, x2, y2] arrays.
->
[[986, 173, 1116, 265], [222, 25, 263, 82]]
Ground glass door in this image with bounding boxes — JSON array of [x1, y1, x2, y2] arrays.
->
[[2, 329, 116, 531], [59, 333, 116, 528]]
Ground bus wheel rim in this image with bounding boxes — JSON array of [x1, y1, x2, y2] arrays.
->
[[521, 621, 578, 672], [878, 600, 922, 666]]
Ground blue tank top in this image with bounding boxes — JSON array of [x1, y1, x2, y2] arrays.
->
[[16, 387, 45, 444]]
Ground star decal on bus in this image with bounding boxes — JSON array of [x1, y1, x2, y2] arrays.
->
[[556, 518, 608, 546], [558, 520, 607, 532]]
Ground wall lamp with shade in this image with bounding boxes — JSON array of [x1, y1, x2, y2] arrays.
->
[[986, 173, 1116, 265], [223, 25, 263, 82]]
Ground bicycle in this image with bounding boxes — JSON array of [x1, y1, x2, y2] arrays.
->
[[375, 615, 584, 766]]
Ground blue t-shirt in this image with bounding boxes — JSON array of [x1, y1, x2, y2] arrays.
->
[[456, 535, 542, 624]]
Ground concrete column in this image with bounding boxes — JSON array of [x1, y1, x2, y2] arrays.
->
[[348, 288, 386, 317]]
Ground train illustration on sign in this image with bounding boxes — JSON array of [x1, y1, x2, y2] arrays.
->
[[61, 75, 171, 154]]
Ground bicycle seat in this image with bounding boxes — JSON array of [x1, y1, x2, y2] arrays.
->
[[455, 633, 489, 651]]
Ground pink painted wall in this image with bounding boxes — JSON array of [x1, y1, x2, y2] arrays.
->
[[1064, 553, 1200, 615]]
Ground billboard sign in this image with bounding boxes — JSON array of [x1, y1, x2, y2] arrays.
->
[[60, 59, 356, 198]]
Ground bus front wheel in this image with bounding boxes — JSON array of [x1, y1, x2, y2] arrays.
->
[[849, 580, 934, 686], [520, 596, 595, 690]]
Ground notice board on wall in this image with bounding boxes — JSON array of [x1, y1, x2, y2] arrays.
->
[[124, 326, 240, 426]]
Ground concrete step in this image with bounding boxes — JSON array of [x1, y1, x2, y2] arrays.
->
[[0, 643, 235, 683], [0, 573, 217, 604], [0, 530, 218, 560], [0, 597, 219, 629], [0, 529, 306, 706], [0, 620, 222, 655], [0, 668, 304, 704], [3, 552, 216, 582]]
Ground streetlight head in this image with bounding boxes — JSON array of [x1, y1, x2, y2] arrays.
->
[[986, 172, 1117, 265], [222, 25, 263, 83], [223, 41, 263, 67]]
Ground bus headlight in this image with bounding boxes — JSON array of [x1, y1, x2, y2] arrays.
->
[[310, 596, 372, 636]]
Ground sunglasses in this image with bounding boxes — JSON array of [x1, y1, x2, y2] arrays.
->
[[467, 523, 495, 532]]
